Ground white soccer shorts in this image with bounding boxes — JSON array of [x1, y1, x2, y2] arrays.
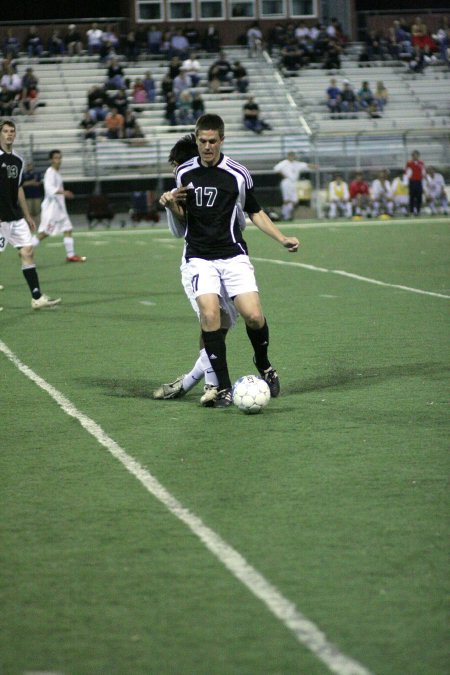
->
[[181, 260, 239, 326], [280, 178, 297, 203], [185, 254, 258, 303], [0, 218, 33, 252], [38, 211, 72, 236]]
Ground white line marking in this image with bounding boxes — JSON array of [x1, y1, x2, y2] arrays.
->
[[1, 339, 371, 675], [139, 300, 156, 306], [252, 258, 450, 299]]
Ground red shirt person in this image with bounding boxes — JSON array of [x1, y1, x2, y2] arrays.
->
[[349, 171, 371, 217], [405, 150, 426, 215]]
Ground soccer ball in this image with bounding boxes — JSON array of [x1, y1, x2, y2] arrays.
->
[[232, 375, 271, 414]]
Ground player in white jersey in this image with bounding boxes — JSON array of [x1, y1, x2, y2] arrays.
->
[[32, 150, 86, 262], [273, 151, 313, 221], [371, 170, 394, 218], [424, 167, 448, 214], [328, 174, 352, 218]]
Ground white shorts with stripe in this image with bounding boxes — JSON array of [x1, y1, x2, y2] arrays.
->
[[39, 208, 72, 236], [183, 254, 258, 315], [0, 218, 33, 251]]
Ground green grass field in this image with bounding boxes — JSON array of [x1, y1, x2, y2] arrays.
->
[[1, 217, 449, 675]]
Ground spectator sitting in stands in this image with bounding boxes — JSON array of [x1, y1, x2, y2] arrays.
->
[[243, 96, 272, 134], [365, 30, 386, 61], [48, 30, 65, 57], [24, 26, 43, 57], [203, 24, 221, 53], [173, 66, 192, 99], [102, 25, 119, 51], [106, 58, 126, 89], [19, 68, 39, 115], [207, 64, 221, 93], [323, 38, 341, 70], [177, 89, 194, 125], [86, 23, 104, 56], [111, 88, 128, 117], [142, 71, 156, 102], [281, 39, 304, 73], [0, 84, 17, 116], [211, 51, 233, 84], [432, 18, 450, 65], [65, 24, 83, 56], [185, 27, 201, 51], [411, 16, 434, 50], [328, 174, 352, 218], [147, 25, 162, 55], [408, 46, 426, 74], [168, 55, 182, 80], [164, 92, 178, 126], [4, 29, 20, 59], [349, 171, 371, 219], [340, 79, 358, 113], [132, 78, 148, 104], [392, 20, 413, 58], [267, 23, 287, 55], [357, 81, 374, 109], [160, 73, 174, 100], [232, 60, 249, 93], [192, 91, 205, 121], [170, 28, 190, 59], [87, 84, 109, 121], [326, 77, 341, 113], [423, 44, 438, 66], [182, 53, 201, 87], [247, 21, 263, 57], [124, 31, 139, 62], [295, 21, 310, 41], [79, 111, 97, 140], [1, 65, 22, 95], [374, 80, 388, 112], [105, 107, 125, 139], [124, 109, 145, 141]]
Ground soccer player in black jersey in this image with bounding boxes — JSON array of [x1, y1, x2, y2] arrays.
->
[[165, 114, 299, 407], [0, 119, 60, 309]]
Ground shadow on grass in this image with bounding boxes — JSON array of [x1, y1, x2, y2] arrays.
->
[[286, 361, 449, 395]]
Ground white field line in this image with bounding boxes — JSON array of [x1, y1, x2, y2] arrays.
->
[[0, 339, 371, 675], [252, 258, 450, 299]]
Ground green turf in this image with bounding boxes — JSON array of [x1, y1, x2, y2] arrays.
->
[[1, 218, 449, 675]]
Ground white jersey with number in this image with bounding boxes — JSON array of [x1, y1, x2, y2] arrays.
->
[[39, 166, 72, 234]]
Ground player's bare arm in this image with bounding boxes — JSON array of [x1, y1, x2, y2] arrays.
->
[[18, 187, 36, 231], [250, 210, 299, 252]]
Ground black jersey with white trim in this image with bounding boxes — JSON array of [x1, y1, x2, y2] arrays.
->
[[0, 149, 24, 221], [176, 153, 261, 260]]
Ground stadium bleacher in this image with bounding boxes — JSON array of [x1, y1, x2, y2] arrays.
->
[[9, 42, 450, 183]]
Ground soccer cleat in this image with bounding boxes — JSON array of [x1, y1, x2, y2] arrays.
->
[[153, 375, 186, 400], [200, 384, 219, 407], [31, 294, 61, 310], [66, 255, 87, 262], [261, 367, 280, 398], [213, 388, 233, 408]]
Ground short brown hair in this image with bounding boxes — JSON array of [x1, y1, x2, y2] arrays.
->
[[195, 114, 225, 139], [0, 119, 16, 132]]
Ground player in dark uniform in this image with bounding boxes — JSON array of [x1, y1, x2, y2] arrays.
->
[[164, 114, 299, 407], [0, 119, 60, 309]]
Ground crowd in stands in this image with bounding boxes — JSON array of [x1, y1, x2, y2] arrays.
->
[[326, 167, 448, 219], [0, 59, 40, 116], [359, 16, 449, 72], [326, 77, 388, 117]]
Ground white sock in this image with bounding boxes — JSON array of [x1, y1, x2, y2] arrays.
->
[[182, 355, 204, 391], [64, 236, 75, 257], [31, 235, 40, 247], [199, 347, 218, 386]]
